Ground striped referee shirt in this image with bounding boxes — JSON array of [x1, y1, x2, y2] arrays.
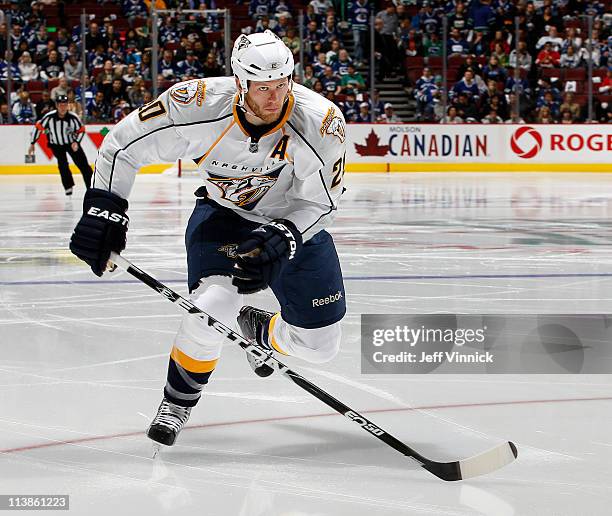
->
[[30, 110, 85, 146]]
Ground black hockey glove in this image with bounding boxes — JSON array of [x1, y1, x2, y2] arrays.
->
[[69, 188, 129, 277], [232, 219, 303, 295]]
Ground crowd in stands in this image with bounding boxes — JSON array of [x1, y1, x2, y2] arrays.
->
[[406, 0, 611, 123], [0, 0, 610, 125]]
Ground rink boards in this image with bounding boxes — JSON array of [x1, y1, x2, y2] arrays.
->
[[0, 123, 610, 174]]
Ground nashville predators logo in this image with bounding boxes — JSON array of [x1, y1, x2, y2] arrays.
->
[[320, 107, 345, 143], [207, 166, 285, 211], [218, 244, 238, 258], [170, 79, 206, 106], [236, 35, 251, 51]]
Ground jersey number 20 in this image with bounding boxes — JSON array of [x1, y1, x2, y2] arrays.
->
[[138, 100, 166, 122]]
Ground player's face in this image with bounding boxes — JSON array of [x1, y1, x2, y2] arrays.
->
[[245, 78, 290, 124]]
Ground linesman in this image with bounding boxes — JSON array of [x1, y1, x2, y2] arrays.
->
[[29, 95, 93, 195]]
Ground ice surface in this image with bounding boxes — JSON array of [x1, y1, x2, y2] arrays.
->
[[1, 173, 611, 515]]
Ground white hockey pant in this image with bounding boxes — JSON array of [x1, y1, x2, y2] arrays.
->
[[172, 276, 342, 366]]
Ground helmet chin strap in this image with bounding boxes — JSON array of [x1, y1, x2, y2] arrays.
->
[[237, 79, 248, 111]]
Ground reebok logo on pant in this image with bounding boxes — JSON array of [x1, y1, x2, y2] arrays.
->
[[312, 290, 343, 307]]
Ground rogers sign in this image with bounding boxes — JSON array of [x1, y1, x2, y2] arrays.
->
[[510, 126, 612, 159]]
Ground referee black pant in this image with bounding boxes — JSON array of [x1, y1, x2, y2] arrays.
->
[[49, 144, 93, 190]]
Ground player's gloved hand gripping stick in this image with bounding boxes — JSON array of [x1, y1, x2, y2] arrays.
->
[[232, 219, 303, 294], [108, 252, 518, 482], [70, 189, 129, 277]]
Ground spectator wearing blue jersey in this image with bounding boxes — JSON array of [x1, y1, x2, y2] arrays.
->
[[274, 0, 292, 19], [452, 69, 481, 100], [415, 80, 439, 121], [482, 55, 507, 83], [9, 24, 25, 54], [177, 51, 204, 80], [448, 27, 469, 56], [535, 78, 561, 104], [415, 67, 435, 94], [471, 0, 496, 33], [12, 91, 36, 124], [249, 0, 273, 18], [332, 49, 352, 77], [87, 45, 107, 74], [536, 90, 561, 120], [28, 26, 50, 59], [0, 51, 20, 81], [159, 17, 180, 46], [273, 14, 291, 38], [312, 52, 327, 78], [123, 0, 148, 28], [504, 75, 531, 98], [55, 28, 71, 60], [320, 65, 342, 95], [74, 76, 97, 109], [318, 14, 341, 49], [418, 2, 441, 35], [304, 20, 320, 55], [340, 91, 359, 122], [159, 49, 177, 81], [349, 0, 369, 66], [356, 101, 372, 123]]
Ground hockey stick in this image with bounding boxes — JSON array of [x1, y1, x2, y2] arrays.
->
[[109, 252, 517, 481]]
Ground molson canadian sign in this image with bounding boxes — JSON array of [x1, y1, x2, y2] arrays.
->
[[347, 124, 612, 164]]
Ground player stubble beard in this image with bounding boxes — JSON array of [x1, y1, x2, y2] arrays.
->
[[244, 92, 289, 125]]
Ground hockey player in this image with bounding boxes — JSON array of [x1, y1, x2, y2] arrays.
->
[[69, 31, 347, 446]]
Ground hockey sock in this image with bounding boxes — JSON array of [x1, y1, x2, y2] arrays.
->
[[163, 350, 216, 408]]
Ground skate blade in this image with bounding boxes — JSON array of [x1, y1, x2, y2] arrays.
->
[[151, 442, 163, 459]]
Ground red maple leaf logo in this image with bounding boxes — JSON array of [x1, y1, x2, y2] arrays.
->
[[354, 130, 389, 157], [36, 133, 54, 160], [87, 132, 106, 148]]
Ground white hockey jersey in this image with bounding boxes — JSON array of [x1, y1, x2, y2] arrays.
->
[[93, 77, 347, 241]]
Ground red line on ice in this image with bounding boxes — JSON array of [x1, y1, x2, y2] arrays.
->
[[2, 396, 611, 454]]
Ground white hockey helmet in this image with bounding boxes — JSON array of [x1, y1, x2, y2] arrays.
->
[[231, 30, 294, 106]]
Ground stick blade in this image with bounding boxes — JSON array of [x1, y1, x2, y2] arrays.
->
[[424, 441, 517, 482]]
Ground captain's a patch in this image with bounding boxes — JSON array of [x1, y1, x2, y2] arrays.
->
[[170, 80, 206, 106], [320, 107, 345, 143]]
